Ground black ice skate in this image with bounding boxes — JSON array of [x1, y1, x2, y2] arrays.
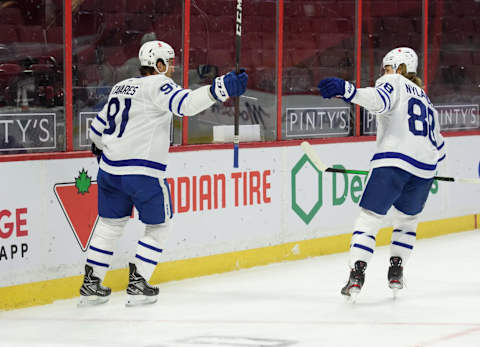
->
[[126, 263, 159, 307], [388, 256, 404, 296], [341, 261, 366, 302], [78, 264, 111, 307]]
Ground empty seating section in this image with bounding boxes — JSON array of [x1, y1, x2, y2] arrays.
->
[[1, 0, 478, 96], [427, 0, 480, 99], [0, 2, 64, 108], [283, 1, 355, 94]]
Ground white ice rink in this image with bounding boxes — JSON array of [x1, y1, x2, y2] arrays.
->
[[1, 230, 480, 347]]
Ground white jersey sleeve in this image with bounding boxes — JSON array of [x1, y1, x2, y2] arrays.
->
[[352, 74, 446, 179], [89, 74, 216, 178], [151, 80, 216, 117], [89, 103, 108, 150], [351, 74, 399, 115]]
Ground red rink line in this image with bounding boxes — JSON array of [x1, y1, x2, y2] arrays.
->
[[413, 326, 480, 347]]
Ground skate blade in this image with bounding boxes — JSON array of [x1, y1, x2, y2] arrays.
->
[[346, 287, 361, 303], [78, 295, 109, 307], [125, 294, 158, 307], [391, 288, 399, 299], [389, 281, 403, 299], [349, 291, 359, 303]]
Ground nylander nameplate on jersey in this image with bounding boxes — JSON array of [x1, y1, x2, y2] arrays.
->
[[0, 113, 56, 151], [285, 107, 351, 137]]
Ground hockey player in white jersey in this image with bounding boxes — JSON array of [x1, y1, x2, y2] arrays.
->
[[318, 47, 446, 301], [79, 40, 248, 306]]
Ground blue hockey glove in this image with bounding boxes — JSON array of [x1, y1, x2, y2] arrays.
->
[[318, 77, 356, 102], [210, 69, 248, 102]]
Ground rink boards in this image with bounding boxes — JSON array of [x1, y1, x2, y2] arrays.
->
[[0, 136, 479, 309]]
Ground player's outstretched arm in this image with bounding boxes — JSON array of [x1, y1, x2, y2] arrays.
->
[[172, 69, 248, 117], [317, 77, 395, 115]]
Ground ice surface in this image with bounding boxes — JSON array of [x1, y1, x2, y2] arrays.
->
[[1, 230, 480, 347]]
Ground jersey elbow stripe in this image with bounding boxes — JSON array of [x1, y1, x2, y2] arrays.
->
[[95, 115, 107, 126], [376, 90, 387, 113], [90, 125, 102, 137], [177, 92, 189, 116], [377, 88, 391, 111], [372, 152, 437, 171], [438, 154, 446, 162], [437, 142, 445, 151], [168, 89, 183, 113]]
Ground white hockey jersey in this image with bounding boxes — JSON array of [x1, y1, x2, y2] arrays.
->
[[89, 74, 216, 178], [352, 73, 446, 179]]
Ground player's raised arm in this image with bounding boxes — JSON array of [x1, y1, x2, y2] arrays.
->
[[155, 69, 248, 118], [317, 76, 399, 116]]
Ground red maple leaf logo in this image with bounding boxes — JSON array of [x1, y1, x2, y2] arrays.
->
[[54, 169, 98, 251]]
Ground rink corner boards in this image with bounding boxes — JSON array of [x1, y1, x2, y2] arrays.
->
[[1, 213, 478, 310]]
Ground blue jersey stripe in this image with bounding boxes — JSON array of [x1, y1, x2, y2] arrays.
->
[[437, 142, 445, 151], [371, 152, 437, 171], [96, 115, 107, 126], [138, 240, 163, 253], [376, 89, 387, 113], [177, 92, 189, 116], [101, 154, 166, 171], [438, 154, 446, 162], [87, 258, 109, 268], [90, 125, 102, 137], [135, 254, 158, 265], [392, 241, 413, 250], [353, 231, 375, 240], [352, 243, 374, 253], [377, 88, 391, 111], [89, 245, 113, 255], [168, 89, 183, 113], [393, 229, 416, 237]]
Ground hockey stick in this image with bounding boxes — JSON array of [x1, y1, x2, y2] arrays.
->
[[300, 141, 480, 184], [233, 0, 242, 168]]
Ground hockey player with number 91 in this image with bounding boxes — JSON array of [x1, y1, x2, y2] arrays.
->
[[78, 40, 248, 307], [318, 47, 446, 301]]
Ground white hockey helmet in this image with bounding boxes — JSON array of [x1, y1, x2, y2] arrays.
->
[[138, 40, 175, 75], [382, 47, 418, 74]]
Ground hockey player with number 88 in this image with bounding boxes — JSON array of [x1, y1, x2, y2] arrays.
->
[[79, 40, 248, 307], [318, 47, 446, 301]]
